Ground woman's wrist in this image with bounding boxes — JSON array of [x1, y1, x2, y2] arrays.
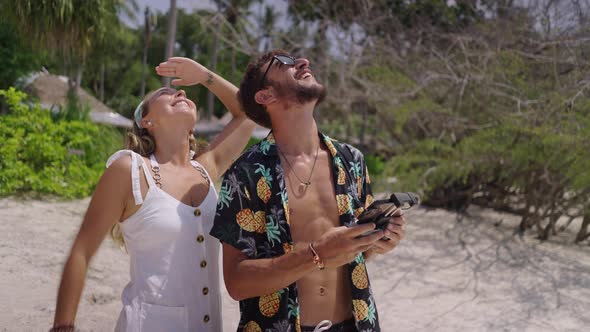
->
[[205, 71, 214, 86], [49, 323, 76, 332]]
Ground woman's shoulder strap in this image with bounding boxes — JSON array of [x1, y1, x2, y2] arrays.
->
[[105, 150, 145, 205]]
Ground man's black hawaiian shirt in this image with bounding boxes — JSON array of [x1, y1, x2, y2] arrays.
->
[[210, 131, 380, 332]]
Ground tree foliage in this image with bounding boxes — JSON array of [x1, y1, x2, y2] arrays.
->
[[0, 0, 135, 90], [0, 88, 123, 198], [286, 0, 590, 242], [0, 20, 48, 90]]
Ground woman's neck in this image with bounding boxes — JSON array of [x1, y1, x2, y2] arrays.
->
[[152, 131, 192, 166]]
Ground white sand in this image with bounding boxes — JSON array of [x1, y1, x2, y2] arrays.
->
[[1, 197, 589, 332]]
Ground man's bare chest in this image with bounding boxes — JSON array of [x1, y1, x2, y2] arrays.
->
[[285, 175, 341, 241]]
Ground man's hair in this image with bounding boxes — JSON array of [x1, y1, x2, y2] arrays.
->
[[238, 49, 291, 129]]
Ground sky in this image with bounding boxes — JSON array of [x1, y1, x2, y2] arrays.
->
[[138, 0, 215, 13], [126, 0, 291, 53], [125, 0, 216, 26]]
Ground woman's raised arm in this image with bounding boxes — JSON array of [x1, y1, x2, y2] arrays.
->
[[156, 57, 256, 180]]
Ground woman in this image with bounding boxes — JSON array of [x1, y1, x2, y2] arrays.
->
[[51, 58, 255, 332]]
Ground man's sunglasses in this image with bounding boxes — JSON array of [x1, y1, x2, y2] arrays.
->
[[260, 55, 296, 86]]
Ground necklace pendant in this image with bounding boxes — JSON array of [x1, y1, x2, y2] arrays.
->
[[298, 182, 310, 192]]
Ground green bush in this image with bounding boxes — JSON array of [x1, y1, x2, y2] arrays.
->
[[0, 87, 123, 198], [387, 111, 590, 240]]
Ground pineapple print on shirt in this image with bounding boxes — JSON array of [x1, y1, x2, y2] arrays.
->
[[259, 289, 284, 317], [255, 163, 272, 203], [353, 298, 377, 324], [236, 209, 266, 233], [334, 156, 347, 185], [210, 132, 381, 331], [243, 321, 262, 332], [352, 254, 369, 290]]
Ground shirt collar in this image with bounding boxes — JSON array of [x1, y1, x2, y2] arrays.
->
[[260, 131, 337, 158]]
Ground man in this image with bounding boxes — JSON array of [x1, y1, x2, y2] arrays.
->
[[210, 50, 406, 332]]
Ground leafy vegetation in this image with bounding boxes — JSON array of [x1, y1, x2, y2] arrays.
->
[[0, 88, 123, 198]]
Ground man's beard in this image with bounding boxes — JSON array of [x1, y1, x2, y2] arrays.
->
[[269, 78, 327, 106]]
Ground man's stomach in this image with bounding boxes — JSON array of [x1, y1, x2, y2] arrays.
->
[[296, 265, 353, 326]]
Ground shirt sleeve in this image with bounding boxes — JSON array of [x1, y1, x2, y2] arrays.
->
[[209, 162, 262, 258]]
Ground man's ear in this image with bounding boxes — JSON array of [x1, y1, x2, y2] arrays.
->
[[254, 88, 276, 106]]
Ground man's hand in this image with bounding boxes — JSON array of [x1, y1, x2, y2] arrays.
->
[[156, 57, 210, 86], [312, 223, 384, 268], [365, 210, 406, 259]]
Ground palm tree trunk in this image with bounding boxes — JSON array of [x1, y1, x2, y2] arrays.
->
[[64, 58, 74, 93], [357, 98, 368, 150], [100, 62, 105, 102], [207, 15, 221, 120], [163, 0, 177, 87], [575, 209, 590, 243], [140, 7, 151, 99], [75, 65, 83, 88]]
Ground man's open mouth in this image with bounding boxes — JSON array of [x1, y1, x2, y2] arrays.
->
[[296, 70, 312, 80]]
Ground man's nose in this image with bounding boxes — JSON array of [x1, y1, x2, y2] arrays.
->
[[295, 58, 310, 70]]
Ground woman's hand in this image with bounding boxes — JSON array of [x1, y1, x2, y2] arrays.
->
[[156, 57, 211, 86], [157, 57, 256, 181]]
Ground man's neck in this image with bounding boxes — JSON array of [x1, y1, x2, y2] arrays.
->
[[271, 102, 319, 156]]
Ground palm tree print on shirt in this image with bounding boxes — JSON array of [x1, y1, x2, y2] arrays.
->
[[210, 132, 381, 331]]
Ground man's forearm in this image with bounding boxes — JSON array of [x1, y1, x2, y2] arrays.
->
[[224, 242, 317, 300]]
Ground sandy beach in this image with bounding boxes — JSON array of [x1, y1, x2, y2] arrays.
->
[[1, 197, 589, 332]]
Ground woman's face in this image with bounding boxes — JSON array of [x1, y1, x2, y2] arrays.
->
[[143, 87, 198, 131]]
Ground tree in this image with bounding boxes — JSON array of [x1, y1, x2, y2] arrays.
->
[[163, 0, 178, 87], [0, 0, 130, 94], [140, 7, 157, 99], [204, 0, 254, 119], [0, 20, 47, 90], [282, 0, 590, 242]]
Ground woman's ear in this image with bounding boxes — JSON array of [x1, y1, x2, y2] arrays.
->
[[141, 118, 153, 128], [254, 88, 276, 106]]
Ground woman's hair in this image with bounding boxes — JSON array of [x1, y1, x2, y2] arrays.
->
[[110, 88, 207, 247]]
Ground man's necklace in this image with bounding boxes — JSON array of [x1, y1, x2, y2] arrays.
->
[[277, 144, 320, 190]]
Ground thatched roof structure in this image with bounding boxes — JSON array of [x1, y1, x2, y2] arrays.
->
[[25, 71, 269, 139], [26, 72, 133, 128]]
